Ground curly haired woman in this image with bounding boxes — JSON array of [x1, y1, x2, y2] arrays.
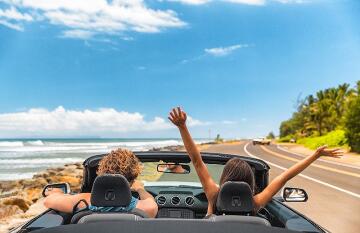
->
[[43, 148, 158, 218]]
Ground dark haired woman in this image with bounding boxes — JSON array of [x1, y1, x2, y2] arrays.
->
[[168, 107, 342, 215]]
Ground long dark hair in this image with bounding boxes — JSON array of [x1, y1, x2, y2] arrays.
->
[[212, 158, 255, 213]]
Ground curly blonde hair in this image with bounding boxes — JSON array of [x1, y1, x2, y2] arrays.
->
[[97, 148, 142, 183]]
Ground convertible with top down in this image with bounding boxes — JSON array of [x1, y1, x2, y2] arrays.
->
[[10, 151, 327, 233]]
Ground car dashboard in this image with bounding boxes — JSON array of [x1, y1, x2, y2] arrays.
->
[[139, 185, 209, 219]]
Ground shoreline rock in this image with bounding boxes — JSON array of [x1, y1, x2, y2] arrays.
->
[[0, 162, 84, 233]]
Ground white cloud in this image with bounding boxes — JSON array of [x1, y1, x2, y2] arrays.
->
[[163, 0, 306, 5], [0, 106, 207, 137], [165, 0, 211, 5], [187, 116, 211, 126], [0, 0, 185, 37], [221, 120, 238, 125], [224, 0, 265, 5], [0, 0, 309, 36], [0, 6, 32, 31], [61, 29, 94, 39], [205, 44, 249, 56], [0, 6, 32, 21], [274, 0, 306, 3], [0, 19, 23, 30]]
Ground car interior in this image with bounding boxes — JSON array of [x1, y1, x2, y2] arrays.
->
[[16, 152, 323, 233]]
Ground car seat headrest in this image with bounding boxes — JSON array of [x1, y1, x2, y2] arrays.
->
[[216, 181, 254, 215], [91, 174, 132, 207]]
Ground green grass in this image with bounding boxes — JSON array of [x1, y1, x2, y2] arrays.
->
[[296, 130, 348, 150]]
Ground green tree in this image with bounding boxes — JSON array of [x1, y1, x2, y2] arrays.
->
[[345, 81, 360, 152], [267, 132, 275, 139], [279, 82, 357, 147], [280, 81, 360, 151]]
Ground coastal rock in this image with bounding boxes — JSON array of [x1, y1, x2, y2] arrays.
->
[[0, 162, 84, 229], [26, 187, 43, 203], [0, 199, 47, 233], [0, 205, 22, 219], [1, 196, 32, 212], [0, 180, 18, 193], [150, 145, 183, 152]]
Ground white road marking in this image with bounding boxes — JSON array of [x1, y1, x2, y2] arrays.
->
[[244, 142, 360, 199], [276, 145, 360, 170]]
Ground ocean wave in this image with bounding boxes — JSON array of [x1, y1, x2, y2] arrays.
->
[[0, 157, 83, 165], [0, 139, 207, 181], [0, 164, 56, 169], [0, 139, 183, 153], [25, 140, 45, 146], [0, 172, 36, 181], [44, 139, 182, 147], [0, 145, 108, 152], [0, 141, 24, 147]]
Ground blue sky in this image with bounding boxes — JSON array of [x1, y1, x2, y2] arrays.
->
[[0, 0, 359, 138]]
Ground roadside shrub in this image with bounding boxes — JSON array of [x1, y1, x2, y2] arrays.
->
[[267, 132, 275, 139], [278, 135, 295, 143], [297, 130, 347, 149], [345, 94, 360, 152]]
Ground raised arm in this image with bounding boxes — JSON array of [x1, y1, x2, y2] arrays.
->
[[168, 107, 219, 200], [254, 146, 342, 208]]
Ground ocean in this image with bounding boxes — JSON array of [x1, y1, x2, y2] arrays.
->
[[0, 138, 209, 181]]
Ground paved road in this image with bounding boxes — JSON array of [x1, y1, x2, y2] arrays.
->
[[203, 141, 360, 233]]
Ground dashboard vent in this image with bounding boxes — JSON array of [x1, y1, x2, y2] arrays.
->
[[171, 196, 181, 205], [157, 196, 166, 205], [185, 196, 195, 206]]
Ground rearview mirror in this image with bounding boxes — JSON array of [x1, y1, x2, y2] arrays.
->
[[282, 187, 308, 202], [42, 183, 71, 197], [157, 163, 190, 174]]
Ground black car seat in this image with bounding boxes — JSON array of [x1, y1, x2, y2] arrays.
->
[[71, 174, 147, 224], [207, 181, 270, 226]]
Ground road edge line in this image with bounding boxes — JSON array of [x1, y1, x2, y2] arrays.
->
[[276, 145, 360, 170], [244, 142, 360, 199]]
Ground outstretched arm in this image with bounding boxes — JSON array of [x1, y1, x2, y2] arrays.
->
[[168, 107, 219, 201], [43, 190, 90, 213], [254, 146, 342, 208]]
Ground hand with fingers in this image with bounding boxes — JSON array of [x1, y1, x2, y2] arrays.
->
[[131, 180, 145, 192], [168, 107, 187, 128], [44, 188, 65, 197], [314, 145, 343, 158]]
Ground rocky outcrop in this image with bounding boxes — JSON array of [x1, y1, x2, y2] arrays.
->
[[0, 162, 83, 233], [149, 145, 184, 152]]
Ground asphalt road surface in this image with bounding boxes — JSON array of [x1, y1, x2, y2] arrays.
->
[[203, 141, 360, 233]]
